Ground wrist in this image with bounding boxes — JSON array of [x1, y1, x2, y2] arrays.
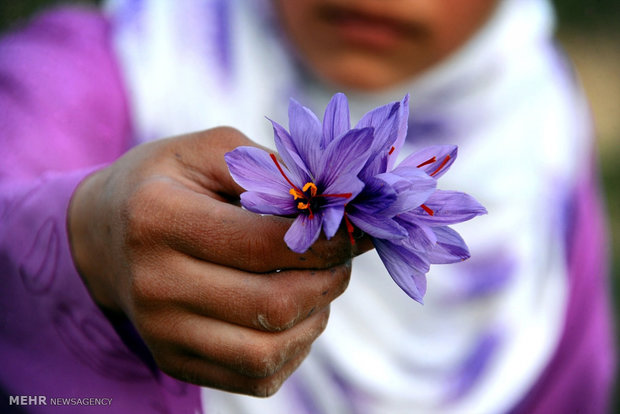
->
[[68, 168, 122, 313]]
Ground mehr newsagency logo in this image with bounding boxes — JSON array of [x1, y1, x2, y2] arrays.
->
[[9, 395, 112, 407]]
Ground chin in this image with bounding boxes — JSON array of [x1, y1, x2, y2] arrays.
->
[[322, 73, 395, 91], [309, 55, 429, 92]]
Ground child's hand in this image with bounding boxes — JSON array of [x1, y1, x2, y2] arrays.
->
[[68, 127, 368, 396]]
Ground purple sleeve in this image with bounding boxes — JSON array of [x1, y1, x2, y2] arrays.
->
[[0, 8, 130, 179], [0, 8, 201, 413]]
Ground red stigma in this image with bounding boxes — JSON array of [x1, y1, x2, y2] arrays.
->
[[416, 156, 436, 168], [388, 146, 395, 155], [430, 155, 451, 177], [421, 204, 434, 216], [270, 154, 302, 193], [315, 193, 352, 199], [344, 213, 356, 245]]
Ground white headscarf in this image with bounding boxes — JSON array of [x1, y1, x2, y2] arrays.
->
[[104, 1, 591, 412]]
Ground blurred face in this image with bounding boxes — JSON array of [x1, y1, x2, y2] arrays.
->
[[273, 0, 498, 90]]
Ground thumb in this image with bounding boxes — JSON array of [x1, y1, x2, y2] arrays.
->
[[169, 127, 265, 199]]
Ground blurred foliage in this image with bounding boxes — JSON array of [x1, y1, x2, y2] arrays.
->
[[0, 0, 98, 33], [552, 0, 620, 30]]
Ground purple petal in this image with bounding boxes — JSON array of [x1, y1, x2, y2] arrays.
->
[[349, 176, 398, 214], [398, 145, 458, 179], [269, 119, 312, 182], [240, 191, 297, 216], [428, 226, 470, 264], [288, 98, 323, 175], [345, 176, 408, 238], [322, 206, 345, 239], [403, 190, 487, 226], [373, 238, 429, 303], [397, 219, 437, 252], [386, 94, 410, 171], [225, 146, 293, 195], [356, 101, 401, 152], [356, 101, 401, 178], [322, 174, 365, 208], [285, 213, 324, 253], [318, 127, 374, 188], [375, 169, 436, 216], [322, 93, 351, 148], [347, 208, 407, 240], [362, 153, 390, 180]]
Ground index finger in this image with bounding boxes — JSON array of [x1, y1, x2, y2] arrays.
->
[[142, 178, 366, 272], [147, 128, 371, 272]]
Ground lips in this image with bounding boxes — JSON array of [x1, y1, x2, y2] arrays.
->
[[317, 5, 422, 50]]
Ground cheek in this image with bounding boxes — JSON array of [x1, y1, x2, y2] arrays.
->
[[272, 0, 317, 37], [428, 0, 498, 56]]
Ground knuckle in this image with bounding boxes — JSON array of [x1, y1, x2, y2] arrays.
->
[[256, 289, 299, 332], [210, 125, 240, 137], [156, 354, 204, 388], [121, 180, 167, 245], [244, 345, 311, 397], [128, 269, 156, 303], [171, 356, 203, 386], [210, 126, 249, 147], [317, 307, 330, 333], [127, 267, 171, 312], [303, 307, 330, 341], [240, 338, 284, 378], [202, 126, 251, 154], [152, 353, 175, 376], [332, 262, 352, 297], [147, 342, 178, 375], [248, 375, 286, 398]]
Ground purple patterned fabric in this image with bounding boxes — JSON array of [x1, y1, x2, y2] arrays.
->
[[0, 8, 201, 413], [509, 168, 616, 414]]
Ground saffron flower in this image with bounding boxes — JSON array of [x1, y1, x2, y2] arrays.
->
[[333, 94, 487, 302], [225, 97, 374, 253], [225, 93, 486, 303]]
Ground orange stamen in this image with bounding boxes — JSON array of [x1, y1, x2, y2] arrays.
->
[[289, 188, 304, 200], [270, 154, 354, 219], [302, 182, 318, 197]]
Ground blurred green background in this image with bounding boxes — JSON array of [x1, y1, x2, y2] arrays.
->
[[1, 0, 619, 407], [554, 1, 620, 407]]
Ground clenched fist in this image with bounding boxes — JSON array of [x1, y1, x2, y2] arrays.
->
[[68, 127, 369, 396]]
